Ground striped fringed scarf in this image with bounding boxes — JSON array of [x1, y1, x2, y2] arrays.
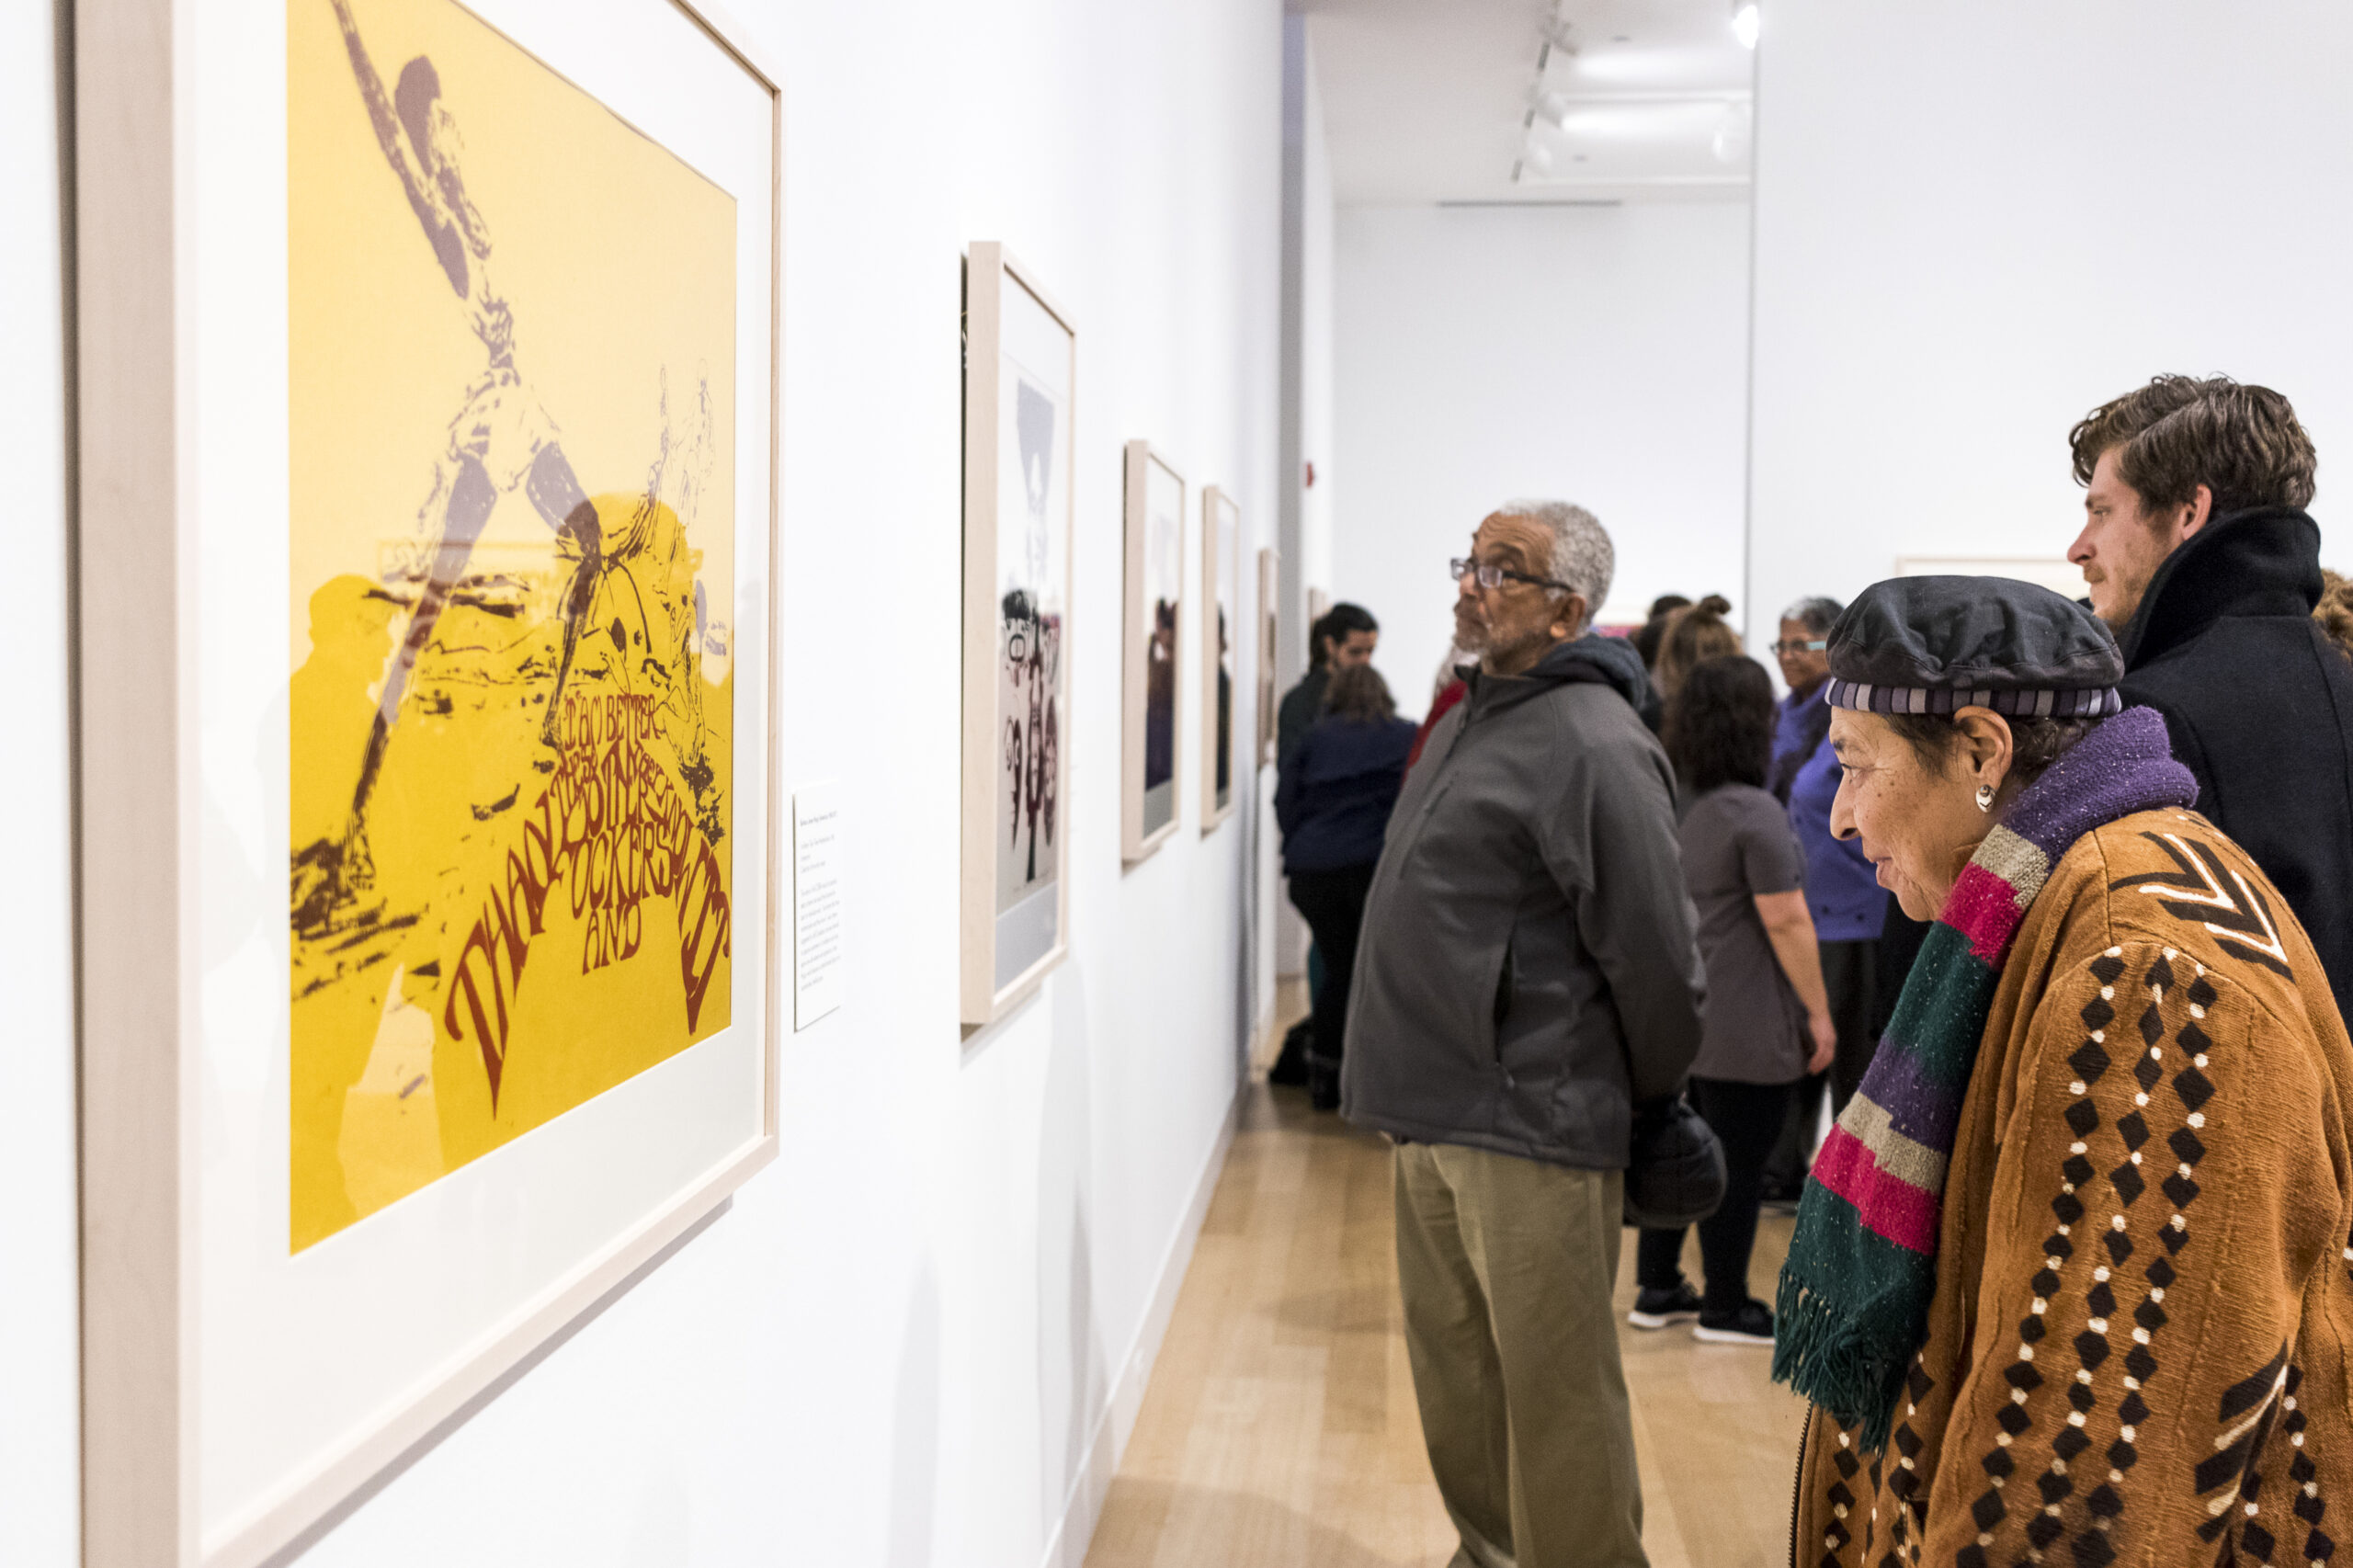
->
[[1772, 706, 2195, 1449]]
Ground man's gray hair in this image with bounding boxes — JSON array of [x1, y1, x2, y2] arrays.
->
[[1779, 595, 1845, 636], [1496, 498, 1613, 619]]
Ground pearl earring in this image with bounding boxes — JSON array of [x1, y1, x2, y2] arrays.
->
[[1975, 783, 1995, 813]]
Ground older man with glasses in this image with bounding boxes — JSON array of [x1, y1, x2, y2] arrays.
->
[[1343, 500, 1704, 1568]]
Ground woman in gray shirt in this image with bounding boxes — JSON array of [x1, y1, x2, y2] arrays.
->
[[1628, 654, 1837, 1345]]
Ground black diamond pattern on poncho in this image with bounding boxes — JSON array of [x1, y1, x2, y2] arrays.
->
[[2073, 1037, 2112, 1083]]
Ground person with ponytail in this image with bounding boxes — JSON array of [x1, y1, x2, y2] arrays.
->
[[1652, 593, 1741, 709]]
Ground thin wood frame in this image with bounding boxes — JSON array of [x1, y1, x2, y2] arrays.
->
[[1121, 440, 1186, 863], [1257, 548, 1280, 768], [961, 243, 1077, 1025], [1199, 486, 1239, 832], [74, 3, 784, 1562]]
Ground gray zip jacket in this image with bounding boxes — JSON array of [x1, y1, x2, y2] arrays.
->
[[1339, 633, 1705, 1170]]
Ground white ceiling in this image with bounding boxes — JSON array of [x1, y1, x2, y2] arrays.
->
[[1299, 0, 1756, 206]]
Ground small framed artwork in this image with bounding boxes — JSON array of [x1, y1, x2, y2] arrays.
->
[[75, 0, 781, 1562], [1257, 548, 1280, 767], [961, 243, 1075, 1024], [1199, 486, 1241, 831], [1123, 441, 1187, 861]]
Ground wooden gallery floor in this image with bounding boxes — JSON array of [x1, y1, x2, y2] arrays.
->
[[1085, 1066, 1809, 1568]]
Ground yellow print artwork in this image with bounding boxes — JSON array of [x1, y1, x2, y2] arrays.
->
[[288, 0, 737, 1252]]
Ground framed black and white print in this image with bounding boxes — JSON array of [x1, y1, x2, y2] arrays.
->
[[960, 244, 1075, 1024]]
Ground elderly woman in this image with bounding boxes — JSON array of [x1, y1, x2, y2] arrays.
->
[[1777, 577, 2353, 1567]]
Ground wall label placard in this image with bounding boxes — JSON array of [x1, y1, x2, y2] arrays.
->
[[793, 783, 845, 1029]]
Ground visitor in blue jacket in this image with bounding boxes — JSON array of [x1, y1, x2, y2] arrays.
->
[[1274, 662, 1417, 1110]]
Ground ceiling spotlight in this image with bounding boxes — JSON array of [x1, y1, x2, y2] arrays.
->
[[1521, 141, 1556, 176], [1731, 3, 1759, 49], [1531, 89, 1573, 128]]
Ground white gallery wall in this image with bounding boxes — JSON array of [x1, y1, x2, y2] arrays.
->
[[1747, 0, 2353, 640], [1, 0, 1283, 1563], [1331, 201, 1752, 717], [1293, 32, 1339, 619], [1274, 20, 1337, 979], [1, 3, 81, 1563]]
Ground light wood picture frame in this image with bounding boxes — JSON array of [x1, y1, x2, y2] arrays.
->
[[1122, 441, 1187, 862], [1199, 486, 1241, 831], [1257, 547, 1280, 768], [75, 1, 783, 1562], [961, 243, 1076, 1024]]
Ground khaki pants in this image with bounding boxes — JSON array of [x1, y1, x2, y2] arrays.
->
[[1393, 1142, 1645, 1568]]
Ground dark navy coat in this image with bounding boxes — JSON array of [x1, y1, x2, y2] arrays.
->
[[1275, 715, 1416, 873]]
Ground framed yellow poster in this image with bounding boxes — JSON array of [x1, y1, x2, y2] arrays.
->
[[75, 0, 781, 1562]]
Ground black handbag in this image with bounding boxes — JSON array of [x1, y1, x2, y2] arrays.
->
[[1622, 1094, 1727, 1229]]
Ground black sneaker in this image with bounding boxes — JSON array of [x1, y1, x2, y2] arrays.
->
[[1627, 1282, 1702, 1330], [1306, 1056, 1342, 1112], [1694, 1299, 1776, 1346], [1268, 1020, 1313, 1086]]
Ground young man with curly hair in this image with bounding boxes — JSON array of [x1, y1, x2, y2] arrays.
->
[[2066, 374, 2353, 1017]]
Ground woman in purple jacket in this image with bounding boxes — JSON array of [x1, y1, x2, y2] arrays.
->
[[1275, 664, 1418, 1110]]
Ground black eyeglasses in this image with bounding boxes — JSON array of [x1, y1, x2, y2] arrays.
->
[[1770, 638, 1827, 655], [1451, 557, 1573, 594]]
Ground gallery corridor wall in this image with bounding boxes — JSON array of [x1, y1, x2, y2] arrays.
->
[[1279, 17, 1337, 665], [1, 3, 79, 1562], [1331, 201, 1752, 715], [1747, 0, 2353, 636], [2, 0, 1284, 1563], [1273, 17, 1336, 981]]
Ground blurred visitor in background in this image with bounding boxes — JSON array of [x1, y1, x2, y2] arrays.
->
[[1781, 621, 1891, 1119], [1785, 726, 1893, 1119], [1631, 654, 1836, 1346], [1269, 601, 1381, 1087], [1761, 595, 1888, 1193], [1651, 594, 1741, 710], [1276, 664, 1416, 1111], [1768, 597, 1839, 803], [1631, 593, 1696, 735], [1276, 602, 1379, 776], [1407, 644, 1470, 769], [1631, 592, 1693, 674], [2319, 569, 2353, 661]]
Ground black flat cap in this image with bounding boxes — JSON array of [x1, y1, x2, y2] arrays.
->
[[1823, 576, 2123, 719]]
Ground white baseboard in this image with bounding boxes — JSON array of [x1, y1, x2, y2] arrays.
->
[[1036, 1081, 1242, 1568]]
